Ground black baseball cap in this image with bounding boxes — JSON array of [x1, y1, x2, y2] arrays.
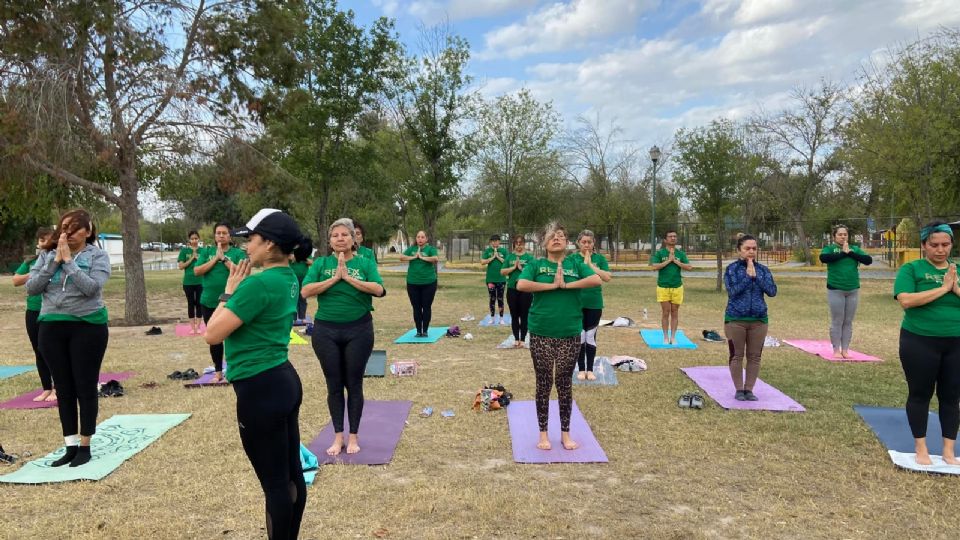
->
[[231, 209, 302, 244]]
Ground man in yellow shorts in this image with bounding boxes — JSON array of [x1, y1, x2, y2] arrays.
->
[[650, 230, 693, 344]]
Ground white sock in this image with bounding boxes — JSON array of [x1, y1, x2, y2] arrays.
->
[[64, 434, 80, 446]]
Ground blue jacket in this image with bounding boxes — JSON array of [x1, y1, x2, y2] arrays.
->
[[724, 259, 777, 320]]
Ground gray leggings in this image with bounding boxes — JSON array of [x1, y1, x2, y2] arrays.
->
[[827, 288, 860, 351]]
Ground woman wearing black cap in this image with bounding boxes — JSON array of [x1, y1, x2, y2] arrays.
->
[[205, 208, 311, 540]]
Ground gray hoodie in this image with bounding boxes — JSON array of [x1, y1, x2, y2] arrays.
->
[[25, 244, 111, 319]]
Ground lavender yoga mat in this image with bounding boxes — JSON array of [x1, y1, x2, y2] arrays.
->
[[507, 400, 608, 463], [680, 366, 805, 412], [0, 371, 136, 410], [307, 400, 412, 465], [174, 323, 205, 337], [783, 339, 881, 362], [183, 372, 230, 388]]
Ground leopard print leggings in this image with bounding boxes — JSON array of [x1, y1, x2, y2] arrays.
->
[[529, 333, 581, 432]]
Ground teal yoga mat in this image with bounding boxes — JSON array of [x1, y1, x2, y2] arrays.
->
[[365, 350, 387, 377], [0, 365, 35, 380], [640, 329, 698, 349], [0, 414, 190, 484], [394, 327, 448, 344]]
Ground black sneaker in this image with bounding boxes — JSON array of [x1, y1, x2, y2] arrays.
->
[[743, 390, 759, 401], [0, 445, 15, 465], [734, 390, 747, 401], [702, 330, 723, 342], [145, 326, 162, 335]]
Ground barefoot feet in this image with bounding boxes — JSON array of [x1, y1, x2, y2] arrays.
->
[[346, 434, 360, 454], [33, 390, 53, 402], [45, 389, 57, 402], [327, 434, 344, 456], [561, 433, 579, 450], [576, 372, 586, 380], [586, 371, 597, 381], [537, 432, 551, 450]]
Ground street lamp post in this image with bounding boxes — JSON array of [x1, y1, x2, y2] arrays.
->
[[649, 145, 661, 256]]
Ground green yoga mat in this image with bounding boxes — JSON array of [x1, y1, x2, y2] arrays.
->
[[365, 350, 386, 377], [0, 413, 190, 484]]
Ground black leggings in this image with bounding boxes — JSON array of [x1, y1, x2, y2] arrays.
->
[[487, 282, 505, 316], [201, 305, 224, 372], [233, 362, 306, 540], [311, 317, 375, 434], [506, 288, 532, 341], [406, 282, 437, 333], [183, 284, 202, 319], [899, 328, 960, 440], [38, 321, 108, 437], [578, 308, 603, 372], [25, 310, 53, 390], [295, 278, 306, 320]]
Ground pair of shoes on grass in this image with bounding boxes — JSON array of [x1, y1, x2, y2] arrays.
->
[[145, 326, 162, 335], [167, 368, 199, 380], [735, 390, 759, 401], [678, 392, 704, 409]]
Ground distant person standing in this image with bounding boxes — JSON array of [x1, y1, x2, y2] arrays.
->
[[570, 230, 612, 379], [12, 227, 56, 401], [352, 220, 376, 261], [400, 230, 439, 337], [481, 235, 508, 325], [289, 236, 313, 323], [194, 223, 247, 382], [650, 230, 693, 344], [819, 225, 873, 358], [501, 235, 535, 347], [177, 231, 204, 335]]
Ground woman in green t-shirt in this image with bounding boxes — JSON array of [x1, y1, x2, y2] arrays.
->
[[176, 230, 204, 335], [893, 221, 960, 466], [12, 227, 55, 401], [517, 222, 601, 452], [500, 235, 535, 347], [302, 218, 385, 456], [818, 224, 873, 358], [571, 230, 612, 380], [400, 230, 440, 337], [352, 220, 376, 261], [481, 235, 508, 324], [205, 209, 309, 539]]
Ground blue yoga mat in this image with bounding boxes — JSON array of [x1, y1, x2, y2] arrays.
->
[[479, 314, 511, 327], [640, 329, 697, 349], [0, 365, 35, 380], [0, 414, 190, 484], [855, 405, 943, 455], [394, 327, 448, 344], [365, 350, 386, 377]]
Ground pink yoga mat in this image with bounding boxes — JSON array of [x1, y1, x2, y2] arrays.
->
[[174, 323, 206, 337], [183, 372, 230, 387], [507, 400, 608, 463], [680, 366, 805, 412], [783, 339, 881, 362], [0, 371, 136, 410], [307, 400, 412, 465]]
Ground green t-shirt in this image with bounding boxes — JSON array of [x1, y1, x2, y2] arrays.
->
[[290, 260, 309, 282], [651, 248, 689, 288], [16, 259, 42, 312], [39, 307, 109, 325], [571, 252, 609, 309], [303, 254, 383, 322], [403, 245, 438, 285], [177, 247, 203, 286], [356, 245, 376, 261], [483, 246, 508, 284], [519, 257, 596, 339], [503, 252, 535, 289], [224, 266, 299, 382], [198, 246, 248, 308], [893, 258, 960, 338], [822, 244, 866, 291]]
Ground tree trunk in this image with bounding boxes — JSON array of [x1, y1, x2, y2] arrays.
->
[[793, 216, 810, 264], [118, 175, 150, 324], [315, 183, 331, 254], [715, 217, 724, 292]]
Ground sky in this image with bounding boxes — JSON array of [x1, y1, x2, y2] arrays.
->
[[349, 0, 960, 149]]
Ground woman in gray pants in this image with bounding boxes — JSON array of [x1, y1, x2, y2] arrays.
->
[[818, 225, 872, 358]]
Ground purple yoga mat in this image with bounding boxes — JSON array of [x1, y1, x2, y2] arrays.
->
[[783, 339, 881, 362], [183, 372, 230, 387], [507, 400, 608, 463], [680, 366, 805, 412], [174, 323, 206, 337], [0, 371, 136, 410], [307, 400, 412, 465]]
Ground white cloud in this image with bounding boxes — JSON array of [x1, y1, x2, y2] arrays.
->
[[371, 0, 401, 17], [897, 0, 960, 30], [732, 0, 802, 26], [408, 0, 539, 24], [480, 0, 658, 60]]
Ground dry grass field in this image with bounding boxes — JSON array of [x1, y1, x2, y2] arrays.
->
[[0, 269, 958, 539]]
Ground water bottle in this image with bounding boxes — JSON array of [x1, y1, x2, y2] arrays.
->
[[643, 308, 648, 320]]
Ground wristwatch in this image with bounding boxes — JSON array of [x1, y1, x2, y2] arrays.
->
[[219, 293, 232, 303]]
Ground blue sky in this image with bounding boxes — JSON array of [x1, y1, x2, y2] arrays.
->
[[349, 0, 960, 148]]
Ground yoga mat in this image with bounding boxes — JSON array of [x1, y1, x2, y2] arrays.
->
[[640, 329, 697, 349], [394, 327, 448, 344], [174, 323, 205, 337], [784, 339, 881, 362], [183, 372, 230, 387], [496, 335, 529, 349], [0, 371, 136, 410], [289, 330, 308, 345], [365, 350, 386, 377], [300, 443, 319, 485], [307, 400, 412, 465], [507, 400, 608, 463], [0, 413, 190, 484], [573, 357, 618, 386], [680, 366, 805, 412], [0, 365, 35, 380], [479, 314, 511, 327], [854, 406, 960, 474]]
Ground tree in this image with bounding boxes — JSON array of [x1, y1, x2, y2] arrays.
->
[[673, 119, 752, 291], [0, 1, 293, 323], [751, 81, 845, 264], [474, 89, 561, 234]]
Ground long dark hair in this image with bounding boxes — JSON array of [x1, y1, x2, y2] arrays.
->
[[26, 227, 54, 262], [292, 236, 313, 261], [41, 209, 96, 251]]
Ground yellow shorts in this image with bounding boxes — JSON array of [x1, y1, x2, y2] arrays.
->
[[656, 286, 684, 305]]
